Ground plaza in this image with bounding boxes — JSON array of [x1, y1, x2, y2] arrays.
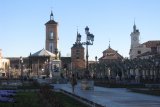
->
[[53, 83, 160, 107], [0, 1, 160, 107]]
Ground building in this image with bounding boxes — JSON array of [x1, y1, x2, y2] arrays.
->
[[45, 11, 59, 55], [29, 49, 56, 77], [29, 11, 61, 78], [0, 49, 10, 77], [8, 57, 29, 78], [129, 23, 160, 59], [7, 11, 73, 79], [71, 32, 85, 72], [99, 44, 123, 63]]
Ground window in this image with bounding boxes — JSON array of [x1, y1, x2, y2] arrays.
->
[[76, 50, 80, 56], [50, 45, 52, 52], [151, 47, 157, 53], [137, 50, 141, 54], [50, 32, 54, 39], [49, 43, 54, 53], [76, 50, 80, 53], [76, 52, 80, 56]]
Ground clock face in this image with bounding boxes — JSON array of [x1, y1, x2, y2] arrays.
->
[[133, 36, 137, 41]]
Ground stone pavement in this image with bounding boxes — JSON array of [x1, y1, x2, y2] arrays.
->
[[52, 83, 160, 107]]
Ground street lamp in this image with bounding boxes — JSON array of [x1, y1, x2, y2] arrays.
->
[[20, 56, 23, 82], [78, 26, 94, 78]]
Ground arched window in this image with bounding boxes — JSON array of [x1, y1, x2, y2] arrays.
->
[[50, 32, 54, 39], [49, 43, 54, 53]]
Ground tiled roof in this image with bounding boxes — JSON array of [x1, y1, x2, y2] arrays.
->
[[103, 47, 116, 53], [99, 46, 123, 60], [45, 20, 58, 25], [71, 43, 84, 48], [31, 49, 55, 57], [142, 40, 160, 48]]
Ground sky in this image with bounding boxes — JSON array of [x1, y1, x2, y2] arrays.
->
[[0, 0, 160, 60]]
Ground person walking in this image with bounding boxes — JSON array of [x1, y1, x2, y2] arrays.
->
[[70, 74, 77, 93]]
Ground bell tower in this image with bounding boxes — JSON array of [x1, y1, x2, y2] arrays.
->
[[45, 11, 58, 54], [129, 22, 140, 59], [71, 31, 85, 71], [130, 22, 140, 49]]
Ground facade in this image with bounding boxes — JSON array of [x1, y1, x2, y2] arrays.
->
[[129, 23, 160, 59], [29, 49, 55, 77], [8, 57, 29, 78], [71, 32, 85, 72], [44, 11, 61, 78], [45, 11, 59, 55], [99, 44, 123, 63], [0, 49, 10, 77], [129, 23, 141, 59], [137, 41, 160, 58]]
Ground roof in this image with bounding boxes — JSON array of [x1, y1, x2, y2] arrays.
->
[[99, 53, 123, 60], [142, 40, 160, 48], [99, 46, 123, 60], [45, 20, 58, 25], [71, 43, 84, 49], [31, 49, 55, 57], [103, 47, 116, 53]]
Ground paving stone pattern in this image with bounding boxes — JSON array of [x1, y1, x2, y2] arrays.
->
[[52, 83, 160, 107]]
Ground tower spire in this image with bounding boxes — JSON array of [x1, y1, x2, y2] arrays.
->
[[133, 19, 136, 32], [109, 40, 111, 48], [76, 26, 81, 44], [50, 10, 54, 20], [76, 27, 79, 43]]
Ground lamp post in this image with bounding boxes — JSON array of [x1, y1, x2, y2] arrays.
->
[[20, 56, 23, 82], [77, 26, 94, 78], [77, 26, 94, 90]]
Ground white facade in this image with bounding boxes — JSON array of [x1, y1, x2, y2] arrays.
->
[[129, 24, 160, 59], [130, 44, 151, 59], [0, 49, 10, 77], [130, 23, 141, 59], [130, 24, 140, 49]]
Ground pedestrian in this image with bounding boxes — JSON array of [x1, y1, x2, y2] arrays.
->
[[70, 74, 77, 93]]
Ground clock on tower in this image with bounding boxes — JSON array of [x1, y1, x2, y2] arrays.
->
[[133, 36, 137, 41]]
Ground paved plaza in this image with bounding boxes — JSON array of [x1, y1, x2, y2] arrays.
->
[[52, 83, 160, 107]]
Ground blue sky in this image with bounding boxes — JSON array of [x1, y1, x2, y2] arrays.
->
[[0, 0, 160, 60]]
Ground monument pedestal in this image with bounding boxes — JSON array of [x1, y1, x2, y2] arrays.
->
[[51, 60, 61, 79], [81, 79, 94, 90]]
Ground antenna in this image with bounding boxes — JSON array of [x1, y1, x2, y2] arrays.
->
[[134, 18, 136, 25]]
